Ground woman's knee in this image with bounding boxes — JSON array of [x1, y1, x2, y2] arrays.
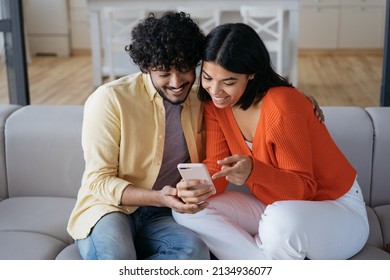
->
[[172, 210, 205, 229], [259, 203, 307, 259]]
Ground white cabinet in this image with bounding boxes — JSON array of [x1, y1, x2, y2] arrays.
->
[[21, 0, 385, 53], [69, 0, 91, 50], [339, 0, 385, 48], [23, 0, 70, 56], [299, 1, 340, 48], [299, 0, 386, 49]]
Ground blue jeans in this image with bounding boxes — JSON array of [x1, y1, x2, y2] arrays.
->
[[77, 206, 210, 260]]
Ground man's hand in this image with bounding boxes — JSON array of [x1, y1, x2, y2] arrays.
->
[[176, 179, 214, 204], [159, 185, 210, 214], [306, 95, 325, 123], [212, 154, 253, 186], [121, 184, 209, 214]]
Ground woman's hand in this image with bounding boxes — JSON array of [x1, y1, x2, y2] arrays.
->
[[212, 154, 253, 185]]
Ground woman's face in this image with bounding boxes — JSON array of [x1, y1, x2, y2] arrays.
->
[[201, 61, 254, 108]]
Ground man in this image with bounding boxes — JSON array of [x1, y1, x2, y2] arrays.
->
[[67, 12, 213, 260]]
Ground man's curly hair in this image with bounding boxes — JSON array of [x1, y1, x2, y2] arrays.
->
[[126, 11, 205, 73]]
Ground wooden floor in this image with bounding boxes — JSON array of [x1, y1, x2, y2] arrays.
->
[[0, 50, 384, 107], [297, 49, 383, 107]]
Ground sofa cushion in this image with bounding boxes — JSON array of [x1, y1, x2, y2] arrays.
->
[[322, 107, 373, 205], [0, 231, 67, 260], [365, 207, 385, 249], [374, 204, 390, 253], [349, 245, 390, 260], [55, 243, 82, 260], [0, 105, 21, 200], [4, 105, 84, 198], [0, 197, 76, 244], [365, 107, 390, 207]]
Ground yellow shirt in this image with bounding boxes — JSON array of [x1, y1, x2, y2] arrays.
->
[[67, 73, 204, 240]]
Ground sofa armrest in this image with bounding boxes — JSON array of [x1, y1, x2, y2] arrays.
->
[[0, 105, 21, 200]]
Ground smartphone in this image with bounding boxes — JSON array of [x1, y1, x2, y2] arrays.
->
[[177, 163, 216, 194]]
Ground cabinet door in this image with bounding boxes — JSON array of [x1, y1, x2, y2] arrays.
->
[[70, 7, 91, 49], [23, 0, 70, 56], [339, 6, 385, 48], [299, 7, 340, 49], [23, 0, 69, 35]]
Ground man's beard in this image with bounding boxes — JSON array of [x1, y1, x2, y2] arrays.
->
[[155, 82, 192, 105]]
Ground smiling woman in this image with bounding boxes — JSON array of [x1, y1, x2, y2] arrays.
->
[[173, 22, 370, 260]]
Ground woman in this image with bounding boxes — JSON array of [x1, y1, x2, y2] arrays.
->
[[173, 23, 369, 260]]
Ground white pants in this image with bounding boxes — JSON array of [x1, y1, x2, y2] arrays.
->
[[173, 179, 369, 260]]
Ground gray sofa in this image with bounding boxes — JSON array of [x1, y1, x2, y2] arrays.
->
[[0, 104, 389, 260]]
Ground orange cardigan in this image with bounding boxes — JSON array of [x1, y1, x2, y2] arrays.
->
[[203, 86, 356, 205]]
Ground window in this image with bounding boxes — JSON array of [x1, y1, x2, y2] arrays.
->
[[0, 0, 29, 105]]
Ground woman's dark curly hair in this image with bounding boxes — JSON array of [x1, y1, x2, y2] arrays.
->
[[126, 11, 205, 73]]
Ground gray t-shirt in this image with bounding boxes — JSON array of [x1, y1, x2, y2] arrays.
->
[[153, 100, 190, 190]]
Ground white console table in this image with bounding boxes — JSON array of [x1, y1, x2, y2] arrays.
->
[[87, 0, 300, 87]]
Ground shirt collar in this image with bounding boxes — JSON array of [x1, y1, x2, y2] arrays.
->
[[143, 73, 158, 101]]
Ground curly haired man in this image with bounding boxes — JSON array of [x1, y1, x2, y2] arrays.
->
[[67, 12, 212, 260]]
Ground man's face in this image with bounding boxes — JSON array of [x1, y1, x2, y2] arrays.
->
[[149, 66, 196, 104]]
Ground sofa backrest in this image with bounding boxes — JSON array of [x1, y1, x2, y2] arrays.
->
[[0, 105, 22, 200], [2, 104, 389, 208], [4, 105, 84, 198], [365, 107, 390, 207], [322, 107, 374, 205]]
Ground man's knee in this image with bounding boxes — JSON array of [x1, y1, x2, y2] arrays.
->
[[177, 233, 210, 260]]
